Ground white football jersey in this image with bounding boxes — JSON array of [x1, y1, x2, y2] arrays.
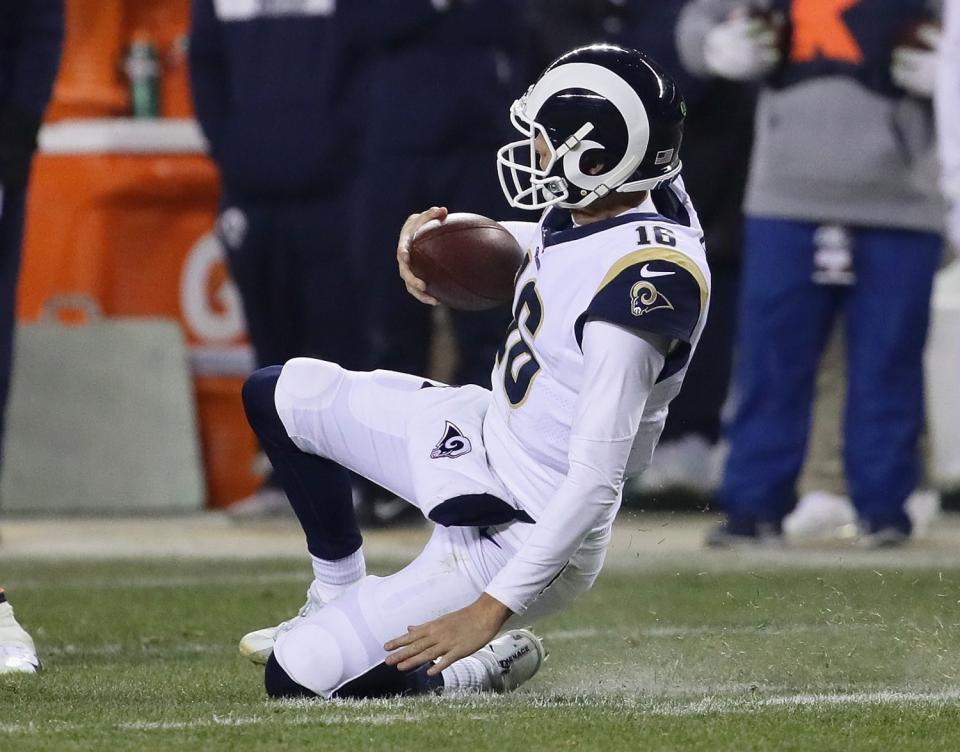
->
[[483, 180, 711, 519]]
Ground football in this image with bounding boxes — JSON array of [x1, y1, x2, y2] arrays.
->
[[409, 213, 523, 310]]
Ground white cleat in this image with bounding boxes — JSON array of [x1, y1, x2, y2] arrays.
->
[[784, 491, 857, 541], [238, 593, 324, 665], [0, 645, 39, 674], [634, 435, 724, 494], [905, 489, 941, 538], [0, 598, 39, 674], [472, 629, 546, 693], [784, 489, 941, 544], [227, 487, 292, 521]]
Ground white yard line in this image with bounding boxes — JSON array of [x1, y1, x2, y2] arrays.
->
[[42, 642, 228, 657], [8, 569, 313, 591], [546, 622, 884, 642], [652, 689, 960, 716], [119, 717, 264, 730], [4, 690, 959, 736], [117, 713, 419, 730], [0, 713, 420, 735]]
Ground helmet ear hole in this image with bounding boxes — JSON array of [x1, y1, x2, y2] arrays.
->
[[579, 150, 607, 177]]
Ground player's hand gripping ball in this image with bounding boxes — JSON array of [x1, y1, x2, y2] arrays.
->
[[398, 208, 523, 310]]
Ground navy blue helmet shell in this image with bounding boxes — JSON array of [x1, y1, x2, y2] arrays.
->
[[498, 43, 686, 210]]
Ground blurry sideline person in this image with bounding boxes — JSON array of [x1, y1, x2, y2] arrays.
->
[[0, 0, 63, 482], [939, 0, 960, 252], [678, 0, 944, 547], [791, 0, 950, 540], [0, 0, 64, 673], [340, 1, 524, 387], [528, 0, 755, 496], [337, 2, 526, 525], [189, 0, 363, 517]]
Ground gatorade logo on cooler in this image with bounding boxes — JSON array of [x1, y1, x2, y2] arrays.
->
[[180, 231, 246, 343]]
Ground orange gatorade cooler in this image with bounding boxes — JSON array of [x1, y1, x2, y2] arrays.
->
[[18, 119, 262, 507]]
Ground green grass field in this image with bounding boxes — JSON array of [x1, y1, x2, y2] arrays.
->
[[3, 542, 960, 752]]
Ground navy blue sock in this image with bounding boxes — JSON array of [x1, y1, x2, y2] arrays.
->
[[334, 662, 444, 699], [264, 655, 443, 700], [242, 366, 361, 561]]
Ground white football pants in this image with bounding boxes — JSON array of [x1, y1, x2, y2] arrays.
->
[[271, 358, 606, 696]]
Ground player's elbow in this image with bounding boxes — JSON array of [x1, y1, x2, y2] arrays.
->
[[567, 459, 624, 508]]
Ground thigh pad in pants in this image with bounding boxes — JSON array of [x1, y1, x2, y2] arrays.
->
[[275, 359, 529, 527]]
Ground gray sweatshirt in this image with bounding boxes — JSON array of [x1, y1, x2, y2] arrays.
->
[[677, 0, 944, 233]]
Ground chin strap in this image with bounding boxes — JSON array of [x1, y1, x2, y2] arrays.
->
[[559, 164, 682, 210], [617, 161, 683, 194]]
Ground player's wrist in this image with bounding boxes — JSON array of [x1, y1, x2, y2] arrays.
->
[[475, 592, 513, 627]]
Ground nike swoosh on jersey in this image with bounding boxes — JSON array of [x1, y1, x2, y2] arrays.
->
[[640, 264, 676, 278]]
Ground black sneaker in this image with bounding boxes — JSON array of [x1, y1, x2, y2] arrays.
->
[[704, 516, 784, 548]]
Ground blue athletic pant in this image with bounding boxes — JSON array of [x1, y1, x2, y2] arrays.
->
[[221, 195, 365, 372], [717, 216, 941, 533]]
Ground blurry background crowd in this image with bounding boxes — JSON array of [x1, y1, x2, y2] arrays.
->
[[1, 0, 959, 546]]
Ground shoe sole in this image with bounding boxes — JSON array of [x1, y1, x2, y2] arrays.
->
[[238, 635, 273, 665], [492, 628, 546, 693]]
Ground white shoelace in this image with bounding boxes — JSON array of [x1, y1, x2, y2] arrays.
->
[[275, 598, 319, 636]]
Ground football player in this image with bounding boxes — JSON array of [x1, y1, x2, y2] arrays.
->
[[237, 44, 711, 699], [0, 589, 39, 673]]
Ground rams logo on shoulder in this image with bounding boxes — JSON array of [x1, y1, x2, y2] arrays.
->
[[430, 421, 472, 459], [630, 281, 674, 317]]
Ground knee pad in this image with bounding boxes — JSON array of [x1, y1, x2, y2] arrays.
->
[[241, 366, 290, 447], [275, 357, 345, 410], [272, 623, 345, 698]]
